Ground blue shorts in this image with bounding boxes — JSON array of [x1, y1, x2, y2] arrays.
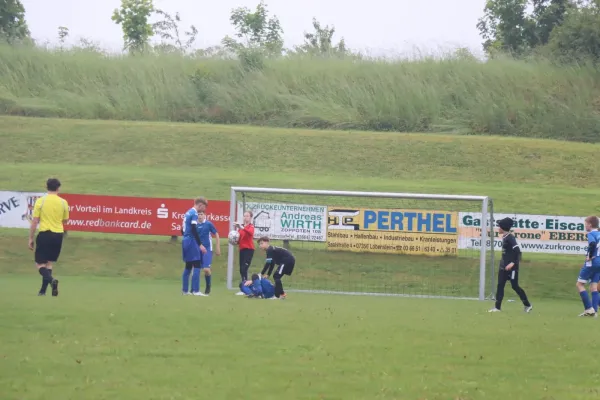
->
[[202, 250, 213, 268], [577, 265, 600, 284], [182, 237, 202, 263]]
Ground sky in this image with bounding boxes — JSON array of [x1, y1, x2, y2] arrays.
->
[[21, 0, 487, 56]]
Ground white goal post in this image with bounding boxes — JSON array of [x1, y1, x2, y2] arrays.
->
[[226, 187, 495, 301]]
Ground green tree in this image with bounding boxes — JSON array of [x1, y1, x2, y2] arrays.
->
[[221, 1, 284, 57], [530, 0, 573, 46], [0, 0, 30, 43], [476, 0, 573, 55], [152, 9, 198, 54], [294, 18, 348, 57], [546, 2, 600, 61], [112, 0, 154, 54], [57, 26, 69, 47]]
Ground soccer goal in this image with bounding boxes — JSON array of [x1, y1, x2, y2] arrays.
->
[[226, 187, 495, 301]]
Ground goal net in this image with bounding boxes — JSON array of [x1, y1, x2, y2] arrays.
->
[[226, 187, 495, 300]]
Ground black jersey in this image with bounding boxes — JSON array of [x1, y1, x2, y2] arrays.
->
[[501, 233, 521, 269]]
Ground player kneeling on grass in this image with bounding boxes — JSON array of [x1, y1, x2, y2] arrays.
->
[[489, 217, 533, 313], [575, 216, 600, 317], [258, 237, 295, 300], [239, 274, 275, 299]]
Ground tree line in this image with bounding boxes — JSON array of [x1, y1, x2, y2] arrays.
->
[[1, 0, 600, 62], [1, 0, 348, 64]]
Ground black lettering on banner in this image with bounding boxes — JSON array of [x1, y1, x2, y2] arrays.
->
[[0, 196, 20, 215]]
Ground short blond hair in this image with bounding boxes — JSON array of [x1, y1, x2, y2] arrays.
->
[[195, 197, 208, 206]]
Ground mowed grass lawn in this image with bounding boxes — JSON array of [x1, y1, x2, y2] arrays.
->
[[1, 275, 599, 400], [1, 116, 600, 399]]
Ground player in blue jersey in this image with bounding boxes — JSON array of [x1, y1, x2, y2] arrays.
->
[[239, 274, 275, 299], [196, 211, 221, 295], [181, 197, 208, 296], [576, 215, 600, 317]]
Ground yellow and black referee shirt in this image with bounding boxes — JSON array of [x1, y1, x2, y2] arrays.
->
[[32, 194, 69, 233]]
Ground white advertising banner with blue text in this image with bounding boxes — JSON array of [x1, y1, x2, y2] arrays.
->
[[0, 191, 46, 229], [237, 202, 327, 242], [459, 212, 590, 255]]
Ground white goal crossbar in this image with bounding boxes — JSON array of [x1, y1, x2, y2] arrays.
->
[[226, 187, 494, 300]]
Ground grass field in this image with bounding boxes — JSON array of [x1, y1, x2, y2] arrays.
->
[[1, 116, 599, 399], [2, 45, 600, 140]]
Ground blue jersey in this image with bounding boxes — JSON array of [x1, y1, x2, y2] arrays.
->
[[587, 230, 600, 267], [196, 220, 218, 251], [182, 208, 199, 239], [242, 278, 275, 299]]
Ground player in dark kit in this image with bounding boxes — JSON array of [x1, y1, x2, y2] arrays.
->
[[258, 237, 295, 299], [489, 217, 533, 313]]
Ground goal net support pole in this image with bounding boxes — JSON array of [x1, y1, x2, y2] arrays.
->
[[226, 187, 494, 301]]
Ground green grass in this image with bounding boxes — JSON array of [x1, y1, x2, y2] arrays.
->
[[1, 275, 599, 400], [1, 116, 600, 215], [1, 115, 598, 398], [2, 45, 600, 140]]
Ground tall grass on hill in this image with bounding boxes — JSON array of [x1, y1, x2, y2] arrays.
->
[[1, 45, 600, 141]]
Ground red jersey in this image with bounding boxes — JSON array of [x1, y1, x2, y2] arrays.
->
[[238, 224, 255, 250]]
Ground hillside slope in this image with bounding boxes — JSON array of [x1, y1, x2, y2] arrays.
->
[[0, 116, 597, 215]]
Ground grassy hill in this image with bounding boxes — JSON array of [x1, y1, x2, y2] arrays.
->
[[1, 116, 599, 215], [2, 45, 600, 141]]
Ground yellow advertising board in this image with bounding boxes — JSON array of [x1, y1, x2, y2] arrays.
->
[[326, 207, 459, 256]]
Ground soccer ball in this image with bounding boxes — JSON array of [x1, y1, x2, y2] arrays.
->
[[228, 230, 240, 245]]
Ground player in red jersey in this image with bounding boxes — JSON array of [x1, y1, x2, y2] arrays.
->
[[235, 211, 255, 295]]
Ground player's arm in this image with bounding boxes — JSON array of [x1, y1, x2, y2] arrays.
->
[[242, 224, 254, 236], [261, 258, 273, 276], [261, 248, 274, 276], [190, 216, 202, 246], [62, 199, 69, 225], [587, 233, 596, 261], [28, 199, 42, 250], [211, 224, 221, 255], [252, 280, 263, 296]]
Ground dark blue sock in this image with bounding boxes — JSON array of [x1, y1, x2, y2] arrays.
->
[[205, 274, 212, 287], [592, 291, 599, 313], [191, 268, 201, 293], [182, 268, 191, 293], [580, 290, 592, 310]]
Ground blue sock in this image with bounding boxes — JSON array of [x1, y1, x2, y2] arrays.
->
[[182, 268, 191, 293], [191, 268, 201, 293], [592, 291, 599, 313], [580, 290, 592, 310], [205, 274, 212, 288]]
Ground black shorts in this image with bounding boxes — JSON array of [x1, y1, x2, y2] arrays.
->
[[274, 259, 295, 277], [185, 260, 202, 269], [35, 231, 64, 264]]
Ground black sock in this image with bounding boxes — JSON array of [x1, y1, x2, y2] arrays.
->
[[274, 278, 284, 298], [38, 267, 53, 294]]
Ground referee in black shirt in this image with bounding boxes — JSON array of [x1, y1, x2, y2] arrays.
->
[[489, 217, 533, 313]]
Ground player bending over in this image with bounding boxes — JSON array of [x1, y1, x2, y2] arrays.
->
[[489, 217, 533, 313], [196, 211, 221, 295], [259, 237, 295, 299], [239, 274, 276, 299], [576, 216, 600, 317], [181, 197, 208, 296]]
